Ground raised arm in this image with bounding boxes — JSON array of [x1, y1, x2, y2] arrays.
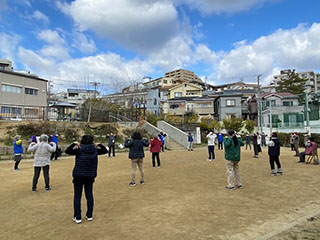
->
[[47, 142, 56, 153], [96, 144, 108, 155], [125, 139, 133, 148], [143, 139, 150, 147], [27, 143, 38, 152], [65, 143, 80, 155]]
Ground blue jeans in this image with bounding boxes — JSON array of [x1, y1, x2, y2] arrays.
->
[[73, 178, 94, 219]]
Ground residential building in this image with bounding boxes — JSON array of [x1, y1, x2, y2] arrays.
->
[[143, 77, 181, 89], [166, 96, 215, 118], [263, 69, 320, 94], [260, 92, 304, 128], [0, 59, 48, 119], [165, 69, 203, 86], [66, 89, 99, 105], [168, 83, 202, 99], [211, 81, 258, 92]]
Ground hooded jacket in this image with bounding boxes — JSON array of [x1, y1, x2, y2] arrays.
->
[[150, 138, 162, 153], [224, 137, 244, 162], [27, 141, 56, 167], [65, 143, 107, 178], [125, 138, 149, 159]]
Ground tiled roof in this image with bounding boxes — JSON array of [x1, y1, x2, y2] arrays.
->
[[260, 92, 296, 98]]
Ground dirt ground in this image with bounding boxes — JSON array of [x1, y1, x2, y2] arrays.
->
[[1, 146, 320, 240]]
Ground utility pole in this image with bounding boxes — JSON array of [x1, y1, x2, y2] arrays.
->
[[257, 74, 263, 133], [87, 81, 100, 123], [269, 101, 272, 134], [305, 90, 310, 127]]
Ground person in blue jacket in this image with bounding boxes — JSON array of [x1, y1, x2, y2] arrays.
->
[[50, 134, 59, 160], [187, 133, 194, 151], [65, 135, 108, 224], [13, 135, 23, 171], [158, 132, 167, 152], [217, 132, 224, 150]]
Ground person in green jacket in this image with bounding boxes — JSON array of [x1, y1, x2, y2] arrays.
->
[[224, 130, 244, 190]]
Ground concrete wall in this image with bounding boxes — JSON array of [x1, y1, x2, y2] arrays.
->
[[157, 120, 188, 148], [141, 121, 170, 148]]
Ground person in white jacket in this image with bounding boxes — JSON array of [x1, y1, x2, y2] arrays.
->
[[27, 134, 56, 192], [206, 131, 217, 161]]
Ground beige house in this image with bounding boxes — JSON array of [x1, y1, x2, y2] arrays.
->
[[0, 59, 48, 119], [143, 77, 181, 89], [168, 83, 202, 99]]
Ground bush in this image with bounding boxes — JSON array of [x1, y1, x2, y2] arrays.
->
[[123, 128, 152, 140]]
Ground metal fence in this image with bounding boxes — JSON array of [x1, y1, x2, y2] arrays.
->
[[0, 104, 47, 120]]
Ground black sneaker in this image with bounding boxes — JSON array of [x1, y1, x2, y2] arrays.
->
[[140, 180, 145, 185], [236, 185, 243, 189], [45, 187, 51, 191], [129, 182, 136, 187], [225, 186, 235, 190], [277, 172, 283, 175], [32, 189, 36, 192]]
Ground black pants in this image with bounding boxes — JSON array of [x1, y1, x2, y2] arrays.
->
[[152, 152, 160, 167], [73, 179, 94, 219], [14, 160, 21, 170], [218, 142, 223, 150], [246, 142, 251, 150], [299, 152, 307, 162], [253, 144, 259, 156], [291, 144, 294, 151], [32, 165, 50, 190], [51, 145, 59, 160], [161, 144, 165, 152], [208, 146, 215, 160], [269, 156, 281, 171], [108, 145, 115, 157]]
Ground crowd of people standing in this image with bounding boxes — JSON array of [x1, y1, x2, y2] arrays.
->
[[10, 127, 319, 224]]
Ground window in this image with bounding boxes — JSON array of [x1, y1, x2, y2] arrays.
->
[[200, 103, 211, 108], [266, 100, 276, 107], [226, 99, 235, 107], [25, 88, 38, 96], [170, 104, 179, 109], [154, 98, 157, 105], [1, 106, 22, 115], [283, 101, 293, 106], [174, 92, 182, 98], [186, 90, 199, 95], [2, 84, 22, 94], [163, 80, 167, 84]]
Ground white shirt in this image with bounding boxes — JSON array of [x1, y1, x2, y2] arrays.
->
[[207, 134, 217, 146]]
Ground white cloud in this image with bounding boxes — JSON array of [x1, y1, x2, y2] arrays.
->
[[57, 0, 179, 53], [72, 31, 96, 54], [0, 33, 21, 65], [210, 23, 320, 84], [32, 10, 50, 24], [37, 29, 70, 60], [17, 47, 153, 93]]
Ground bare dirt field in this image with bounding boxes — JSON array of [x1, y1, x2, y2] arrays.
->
[[1, 147, 320, 240]]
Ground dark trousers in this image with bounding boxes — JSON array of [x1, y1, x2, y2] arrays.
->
[[269, 156, 281, 171], [32, 165, 50, 190], [208, 146, 215, 160], [291, 144, 294, 151], [108, 145, 115, 157], [51, 145, 59, 160], [218, 142, 223, 150], [299, 152, 307, 162], [152, 152, 160, 167], [14, 160, 21, 170], [161, 143, 165, 152], [246, 142, 251, 150], [73, 180, 94, 219], [253, 144, 259, 156]]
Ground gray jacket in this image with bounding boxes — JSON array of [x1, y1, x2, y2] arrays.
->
[[27, 142, 56, 167]]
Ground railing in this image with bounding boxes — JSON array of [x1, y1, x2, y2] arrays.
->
[[0, 104, 47, 120]]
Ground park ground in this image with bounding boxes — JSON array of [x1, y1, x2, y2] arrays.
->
[[1, 147, 320, 240]]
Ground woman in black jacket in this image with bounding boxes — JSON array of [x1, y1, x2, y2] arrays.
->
[[65, 135, 108, 224], [125, 131, 149, 186]]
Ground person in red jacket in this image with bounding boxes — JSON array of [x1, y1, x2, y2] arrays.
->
[[150, 135, 162, 168]]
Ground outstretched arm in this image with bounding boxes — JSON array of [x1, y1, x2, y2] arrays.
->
[[96, 144, 108, 155]]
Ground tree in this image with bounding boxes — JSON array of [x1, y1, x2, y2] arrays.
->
[[244, 119, 256, 133], [275, 70, 307, 95], [222, 117, 244, 133]]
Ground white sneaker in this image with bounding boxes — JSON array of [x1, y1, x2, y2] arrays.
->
[[212, 159, 215, 161], [73, 217, 82, 224], [86, 216, 93, 221], [207, 159, 212, 161]]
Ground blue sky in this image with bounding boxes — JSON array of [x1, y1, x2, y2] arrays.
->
[[0, 0, 320, 94]]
